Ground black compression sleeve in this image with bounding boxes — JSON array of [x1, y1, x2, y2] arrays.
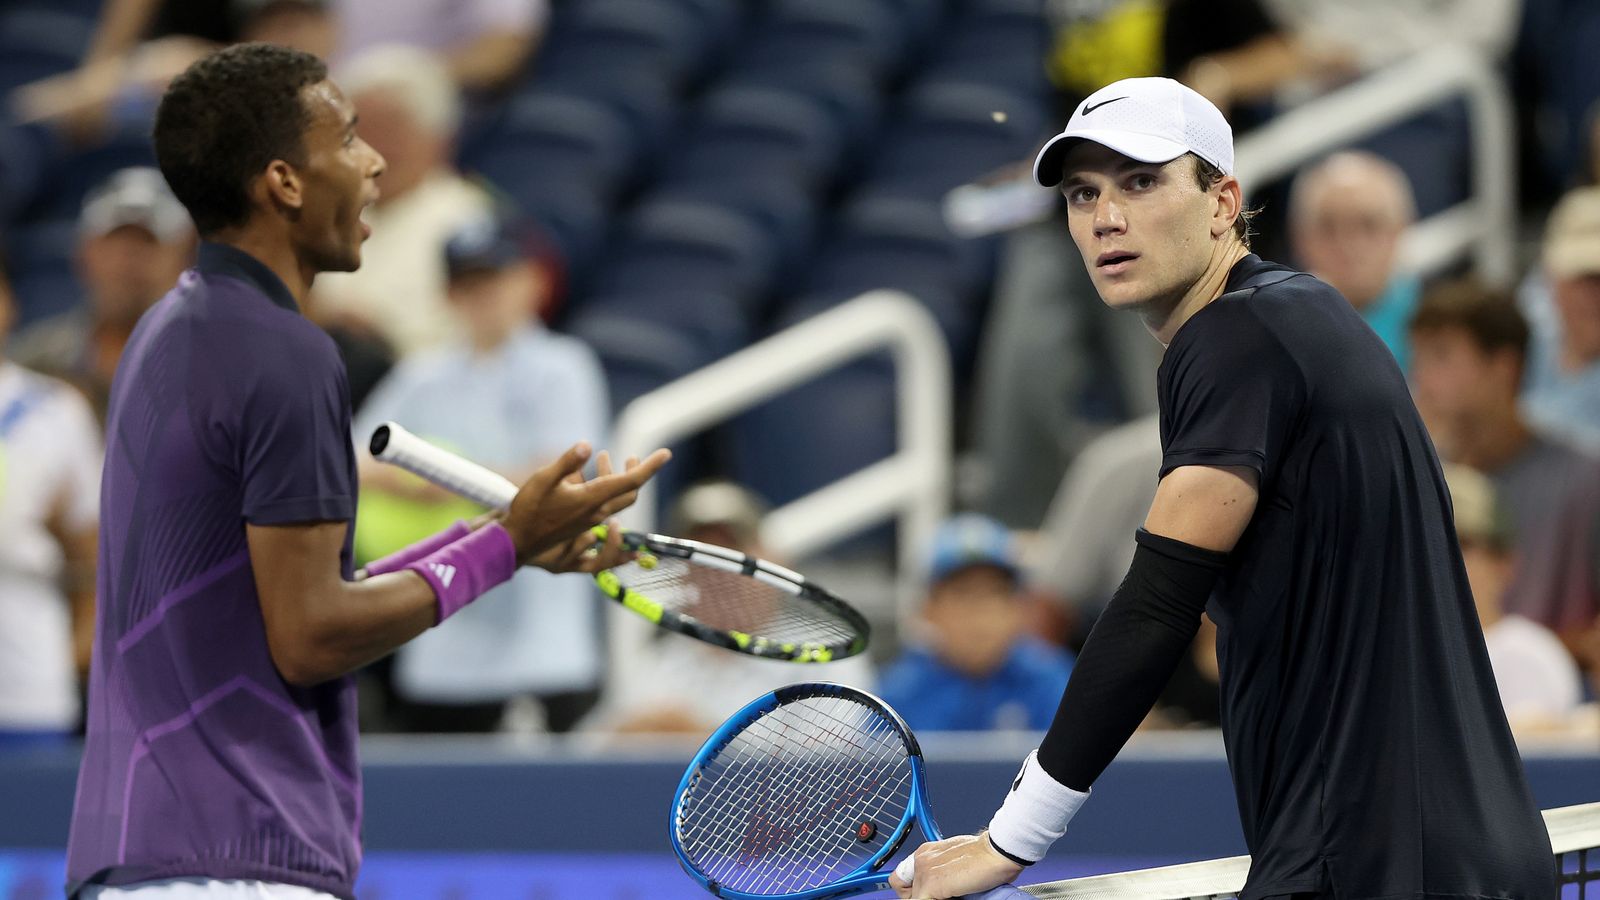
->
[[1036, 529, 1229, 792]]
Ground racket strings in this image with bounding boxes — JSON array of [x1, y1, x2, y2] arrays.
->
[[613, 556, 859, 648], [677, 695, 915, 894]]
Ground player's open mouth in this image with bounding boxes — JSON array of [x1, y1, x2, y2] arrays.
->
[[1097, 251, 1138, 274]]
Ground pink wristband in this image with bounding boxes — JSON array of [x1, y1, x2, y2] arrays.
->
[[364, 520, 473, 577], [405, 522, 518, 624]]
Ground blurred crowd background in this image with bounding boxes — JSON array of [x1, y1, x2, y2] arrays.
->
[[1, 0, 1598, 748]]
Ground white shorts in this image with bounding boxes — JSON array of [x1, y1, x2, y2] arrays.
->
[[81, 878, 339, 899]]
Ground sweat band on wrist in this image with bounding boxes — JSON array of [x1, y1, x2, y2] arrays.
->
[[363, 520, 473, 577], [405, 522, 518, 624], [986, 750, 1091, 864]]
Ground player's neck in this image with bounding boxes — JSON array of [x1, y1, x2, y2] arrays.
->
[[207, 227, 313, 310], [1143, 239, 1250, 347]]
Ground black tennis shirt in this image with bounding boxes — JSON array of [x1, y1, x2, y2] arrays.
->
[[1159, 255, 1553, 899]]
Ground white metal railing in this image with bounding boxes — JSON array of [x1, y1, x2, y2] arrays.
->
[[607, 291, 952, 678], [1233, 45, 1516, 283], [945, 45, 1516, 284]]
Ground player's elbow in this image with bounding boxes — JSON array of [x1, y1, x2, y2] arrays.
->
[[265, 630, 346, 687]]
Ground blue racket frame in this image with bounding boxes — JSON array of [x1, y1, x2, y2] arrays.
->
[[669, 682, 945, 900]]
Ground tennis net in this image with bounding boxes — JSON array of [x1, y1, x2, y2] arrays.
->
[[1023, 802, 1600, 899]]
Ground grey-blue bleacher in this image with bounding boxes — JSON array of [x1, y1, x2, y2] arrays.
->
[[32, 119, 157, 222], [0, 122, 57, 223], [723, 63, 883, 160], [0, 9, 92, 92], [501, 179, 611, 289], [863, 80, 1045, 201], [921, 0, 1049, 97], [651, 179, 819, 282], [798, 194, 993, 368], [535, 0, 712, 91], [5, 220, 82, 329], [532, 69, 680, 159], [589, 198, 778, 316], [662, 86, 845, 192], [732, 0, 908, 83], [462, 92, 637, 203]]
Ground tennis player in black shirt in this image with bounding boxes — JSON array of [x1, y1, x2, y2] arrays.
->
[[892, 77, 1553, 900]]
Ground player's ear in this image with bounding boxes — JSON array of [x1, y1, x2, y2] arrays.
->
[[1212, 175, 1243, 240], [260, 159, 305, 216]]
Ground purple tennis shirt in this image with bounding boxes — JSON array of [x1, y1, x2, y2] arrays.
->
[[67, 243, 362, 898]]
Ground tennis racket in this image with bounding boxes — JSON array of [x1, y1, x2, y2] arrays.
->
[[671, 682, 945, 899], [368, 422, 871, 663]]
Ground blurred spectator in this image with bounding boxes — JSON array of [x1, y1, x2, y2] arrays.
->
[[0, 253, 102, 750], [312, 45, 492, 357], [1443, 463, 1584, 731], [580, 481, 875, 735], [14, 1, 335, 142], [351, 213, 606, 734], [1519, 187, 1600, 451], [10, 168, 195, 421], [1408, 279, 1600, 653], [334, 0, 548, 94], [1289, 151, 1420, 372], [877, 515, 1073, 732]]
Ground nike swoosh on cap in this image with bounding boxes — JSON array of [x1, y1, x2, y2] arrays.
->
[[1082, 96, 1128, 115]]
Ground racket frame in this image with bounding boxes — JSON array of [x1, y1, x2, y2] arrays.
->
[[669, 683, 944, 900]]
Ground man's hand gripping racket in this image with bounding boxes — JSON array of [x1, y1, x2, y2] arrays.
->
[[370, 423, 872, 663], [669, 683, 1028, 900]]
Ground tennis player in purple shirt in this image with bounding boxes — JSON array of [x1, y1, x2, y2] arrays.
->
[[65, 44, 669, 899]]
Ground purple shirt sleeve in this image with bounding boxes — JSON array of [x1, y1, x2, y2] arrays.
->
[[238, 331, 357, 526]]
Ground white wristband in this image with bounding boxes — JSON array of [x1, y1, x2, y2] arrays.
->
[[985, 750, 1090, 864]]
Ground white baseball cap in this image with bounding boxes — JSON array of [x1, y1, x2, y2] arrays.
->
[[1032, 77, 1234, 188]]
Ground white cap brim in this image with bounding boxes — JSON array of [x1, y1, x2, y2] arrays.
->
[[1032, 129, 1193, 187]]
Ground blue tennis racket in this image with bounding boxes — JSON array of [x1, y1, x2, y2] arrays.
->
[[669, 683, 945, 899]]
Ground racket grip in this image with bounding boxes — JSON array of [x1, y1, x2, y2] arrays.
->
[[369, 422, 519, 509]]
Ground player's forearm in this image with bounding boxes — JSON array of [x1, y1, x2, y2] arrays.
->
[[274, 572, 440, 686]]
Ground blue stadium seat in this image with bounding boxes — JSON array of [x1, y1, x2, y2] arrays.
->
[[532, 69, 680, 158], [726, 346, 898, 511], [34, 121, 158, 222], [663, 86, 845, 191], [579, 288, 752, 365], [590, 199, 778, 315], [536, 0, 709, 91], [499, 180, 611, 288], [0, 10, 91, 91], [724, 63, 883, 158], [651, 179, 819, 282], [461, 92, 637, 203], [863, 80, 1045, 200], [6, 220, 83, 329], [799, 195, 995, 367], [0, 122, 58, 222], [734, 0, 908, 82], [921, 0, 1049, 97]]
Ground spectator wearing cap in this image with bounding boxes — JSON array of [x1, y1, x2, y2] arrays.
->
[[1443, 463, 1585, 733], [1408, 278, 1600, 661], [349, 213, 609, 733], [312, 45, 493, 358], [877, 515, 1074, 733], [579, 480, 876, 735], [1519, 186, 1600, 451], [11, 168, 195, 422], [1290, 151, 1421, 372], [0, 250, 103, 749]]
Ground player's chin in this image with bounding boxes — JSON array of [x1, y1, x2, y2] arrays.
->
[[1094, 279, 1149, 309]]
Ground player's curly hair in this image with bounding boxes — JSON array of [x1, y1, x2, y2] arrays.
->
[[153, 43, 328, 236], [1193, 155, 1258, 249]]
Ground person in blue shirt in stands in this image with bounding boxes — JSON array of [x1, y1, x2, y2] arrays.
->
[[878, 514, 1073, 732]]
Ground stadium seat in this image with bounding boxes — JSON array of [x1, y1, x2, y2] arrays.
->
[[0, 121, 58, 222], [733, 0, 908, 83], [0, 10, 91, 91], [590, 199, 778, 316], [579, 288, 753, 365], [531, 69, 680, 158], [536, 0, 710, 91], [6, 220, 83, 328], [799, 195, 995, 367], [650, 179, 819, 283], [724, 63, 883, 159], [33, 120, 158, 222], [460, 92, 637, 204], [499, 180, 611, 289], [863, 80, 1046, 201], [662, 86, 845, 191], [921, 0, 1050, 97]]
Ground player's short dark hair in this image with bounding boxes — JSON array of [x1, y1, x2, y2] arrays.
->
[[1409, 278, 1530, 367], [1192, 154, 1257, 249], [153, 43, 328, 236]]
